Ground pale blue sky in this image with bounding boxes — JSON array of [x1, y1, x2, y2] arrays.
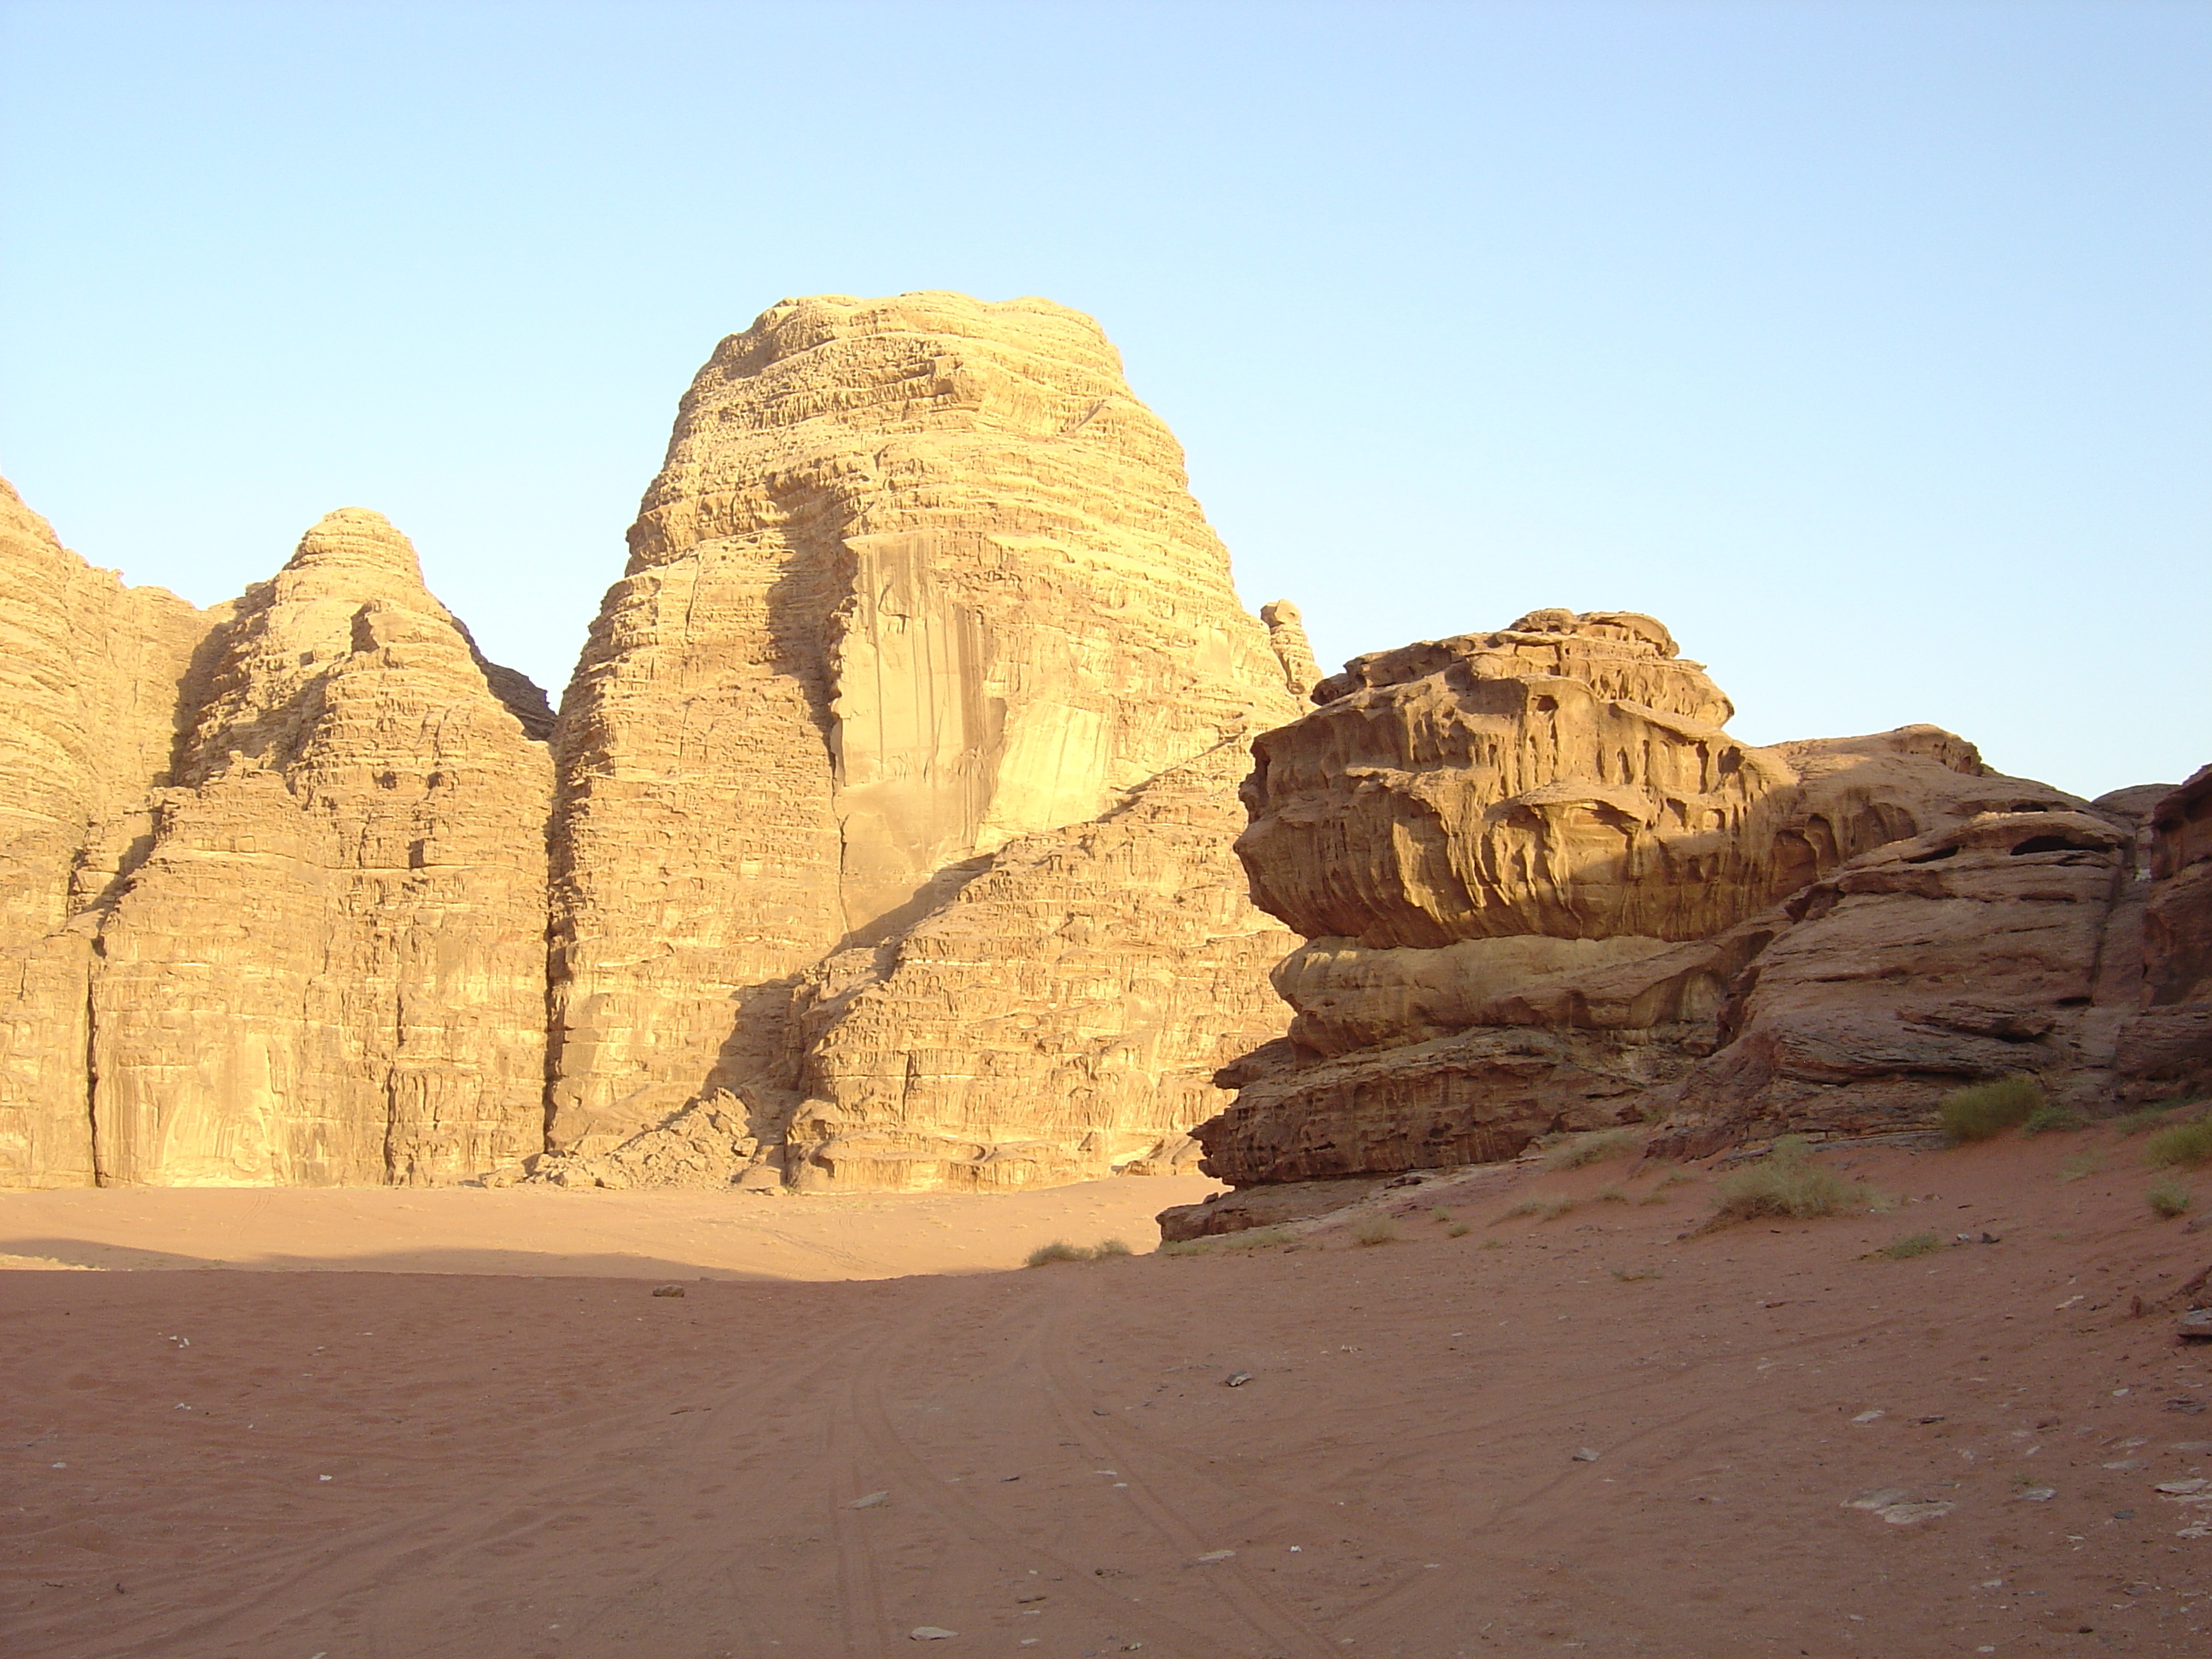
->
[[2, 0, 2204, 797]]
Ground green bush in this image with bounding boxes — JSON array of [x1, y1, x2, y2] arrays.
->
[[1710, 1137, 1870, 1223], [2143, 1115, 2212, 1170], [1939, 1075, 2046, 1144], [1092, 1237, 1134, 1258], [2147, 1179, 2194, 1220], [1877, 1231, 1943, 1260], [1542, 1127, 1642, 1170]]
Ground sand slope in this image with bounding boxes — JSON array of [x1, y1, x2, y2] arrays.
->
[[4, 1140, 2209, 1657]]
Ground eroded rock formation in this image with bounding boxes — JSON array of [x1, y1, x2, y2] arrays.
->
[[1173, 609, 2205, 1226], [0, 488, 553, 1187]]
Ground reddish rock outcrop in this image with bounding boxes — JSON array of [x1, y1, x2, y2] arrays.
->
[[1174, 609, 2201, 1225]]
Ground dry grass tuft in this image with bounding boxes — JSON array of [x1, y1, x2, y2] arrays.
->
[[2147, 1179, 2194, 1220], [1351, 1216, 1400, 1248], [1709, 1137, 1869, 1224], [1495, 1195, 1578, 1225], [1875, 1231, 1943, 1260], [1159, 1225, 1297, 1258], [1445, 1221, 1473, 1237], [2110, 1102, 2184, 1137], [2021, 1101, 2087, 1137], [1026, 1240, 1091, 1266], [1939, 1075, 2046, 1144], [2143, 1113, 2212, 1170], [1542, 1127, 1642, 1171], [1026, 1237, 1137, 1266]]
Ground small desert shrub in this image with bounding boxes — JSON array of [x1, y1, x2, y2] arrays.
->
[[1028, 1237, 1137, 1266], [1351, 1216, 1399, 1248], [1429, 1206, 1454, 1224], [1710, 1137, 1869, 1224], [2057, 1150, 2106, 1184], [1877, 1231, 1943, 1260], [2020, 1102, 2087, 1137], [1609, 1264, 1662, 1282], [2110, 1102, 2184, 1137], [1543, 1127, 1641, 1171], [1595, 1185, 1632, 1205], [1496, 1196, 1577, 1225], [2143, 1114, 2212, 1170], [1160, 1225, 1296, 1257], [1637, 1169, 1695, 1206], [1939, 1075, 2046, 1144], [1445, 1221, 1473, 1237], [2147, 1179, 2194, 1220]]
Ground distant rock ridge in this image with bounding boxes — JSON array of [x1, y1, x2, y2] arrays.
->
[[1, 290, 1308, 1190], [1164, 608, 2209, 1235]]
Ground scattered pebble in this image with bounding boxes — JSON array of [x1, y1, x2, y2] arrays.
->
[[850, 1491, 888, 1510], [1852, 1410, 1884, 1424], [1193, 1550, 1236, 1563], [1225, 1371, 1252, 1388], [2014, 1487, 2057, 1503], [910, 1627, 957, 1641], [1571, 1447, 1600, 1462], [1880, 1500, 1955, 1526], [651, 1284, 686, 1298]]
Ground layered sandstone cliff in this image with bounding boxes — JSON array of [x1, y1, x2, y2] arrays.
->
[[1179, 609, 2202, 1214], [0, 487, 553, 1187], [0, 480, 211, 1187], [542, 293, 1302, 1187]]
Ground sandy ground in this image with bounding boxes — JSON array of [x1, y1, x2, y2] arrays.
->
[[4, 1138, 2210, 1658], [0, 1175, 1225, 1281]]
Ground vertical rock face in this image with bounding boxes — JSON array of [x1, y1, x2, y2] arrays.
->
[[788, 737, 1294, 1190], [0, 479, 211, 1187], [544, 292, 1301, 1185], [90, 510, 555, 1186], [1181, 609, 2151, 1208], [0, 486, 553, 1187]]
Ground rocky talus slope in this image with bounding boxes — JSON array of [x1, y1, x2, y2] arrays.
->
[[0, 492, 555, 1187], [1167, 609, 2209, 1234], [542, 292, 1301, 1190]]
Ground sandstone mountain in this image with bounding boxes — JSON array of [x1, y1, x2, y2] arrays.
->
[[3, 291, 1307, 1191], [1170, 609, 2209, 1231], [543, 292, 1302, 1189]]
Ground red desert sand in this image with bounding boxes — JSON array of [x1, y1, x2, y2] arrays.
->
[[5, 1142, 2209, 1658]]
